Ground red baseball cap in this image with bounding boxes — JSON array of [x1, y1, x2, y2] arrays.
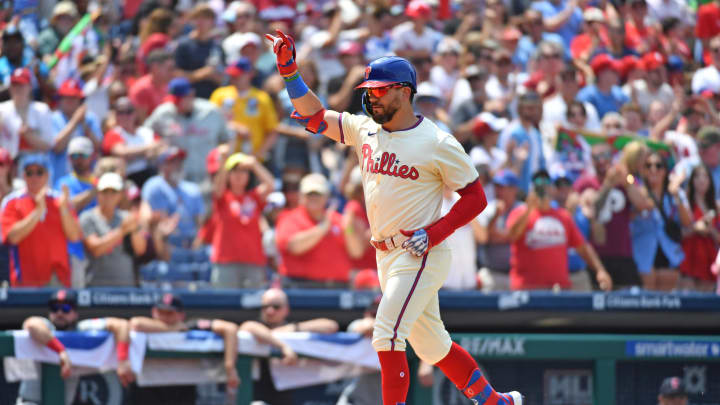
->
[[57, 79, 85, 98], [10, 68, 31, 85], [641, 51, 665, 71], [405, 0, 432, 19], [620, 55, 642, 79], [338, 41, 363, 56], [206, 147, 221, 175], [590, 54, 621, 76], [353, 268, 380, 290]]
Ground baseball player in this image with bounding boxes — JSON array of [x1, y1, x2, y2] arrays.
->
[[265, 30, 522, 405]]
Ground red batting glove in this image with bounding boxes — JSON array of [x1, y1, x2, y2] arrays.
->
[[265, 29, 298, 79]]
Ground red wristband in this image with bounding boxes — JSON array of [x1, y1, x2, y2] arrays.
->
[[47, 337, 65, 353], [117, 341, 129, 361]]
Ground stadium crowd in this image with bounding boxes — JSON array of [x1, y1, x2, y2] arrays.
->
[[0, 0, 719, 295]]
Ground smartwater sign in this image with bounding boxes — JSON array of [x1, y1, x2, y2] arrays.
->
[[626, 341, 720, 358]]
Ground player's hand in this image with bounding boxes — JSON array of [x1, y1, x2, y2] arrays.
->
[[116, 360, 136, 387], [400, 228, 429, 257], [264, 30, 297, 77], [58, 351, 72, 379]]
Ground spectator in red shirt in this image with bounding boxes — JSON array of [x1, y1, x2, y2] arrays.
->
[[696, 0, 720, 58], [507, 170, 612, 290], [129, 49, 175, 122], [342, 166, 376, 273], [0, 154, 82, 287], [624, 0, 660, 54], [275, 173, 365, 288], [209, 151, 275, 288]]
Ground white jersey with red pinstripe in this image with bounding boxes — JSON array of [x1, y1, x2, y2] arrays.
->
[[339, 112, 478, 363]]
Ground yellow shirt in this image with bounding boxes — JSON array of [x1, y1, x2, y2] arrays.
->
[[209, 86, 278, 154]]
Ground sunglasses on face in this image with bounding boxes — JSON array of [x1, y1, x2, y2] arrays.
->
[[116, 109, 135, 115], [50, 303, 75, 313], [261, 303, 284, 311], [70, 153, 89, 160], [645, 162, 665, 169], [367, 84, 404, 98], [542, 53, 561, 59], [592, 151, 613, 161], [24, 168, 45, 177]]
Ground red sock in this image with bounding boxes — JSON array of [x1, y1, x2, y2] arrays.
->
[[377, 350, 410, 405], [435, 342, 504, 403]]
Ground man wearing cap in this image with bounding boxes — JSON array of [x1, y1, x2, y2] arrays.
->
[[624, 52, 674, 113], [476, 170, 522, 291], [102, 97, 163, 187], [50, 79, 102, 185], [18, 290, 135, 405], [275, 173, 363, 288], [129, 49, 175, 121], [413, 82, 450, 132], [37, 1, 79, 59], [0, 27, 49, 93], [81, 172, 147, 286], [328, 41, 367, 115], [144, 77, 230, 183], [578, 54, 630, 118], [513, 9, 567, 72], [450, 65, 490, 142], [55, 137, 98, 287], [129, 293, 241, 405], [0, 68, 54, 157], [210, 58, 279, 160], [657, 376, 688, 405], [1, 153, 81, 287], [141, 147, 205, 243], [390, 0, 441, 59], [570, 8, 609, 61], [174, 4, 225, 99]]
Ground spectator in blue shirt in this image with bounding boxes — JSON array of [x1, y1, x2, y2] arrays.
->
[[513, 9, 568, 71], [141, 147, 205, 245], [531, 0, 583, 49], [577, 54, 629, 119], [499, 92, 546, 193], [0, 27, 48, 97], [50, 79, 102, 186]]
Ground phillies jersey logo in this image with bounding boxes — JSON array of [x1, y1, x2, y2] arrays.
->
[[361, 144, 419, 180], [365, 66, 372, 80]]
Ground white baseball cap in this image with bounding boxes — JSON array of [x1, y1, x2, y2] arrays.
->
[[97, 172, 124, 191], [477, 111, 509, 132], [68, 137, 94, 156], [300, 173, 330, 195]]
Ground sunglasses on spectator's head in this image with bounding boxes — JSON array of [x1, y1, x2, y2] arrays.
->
[[49, 303, 75, 313], [24, 167, 45, 177], [367, 84, 405, 98]]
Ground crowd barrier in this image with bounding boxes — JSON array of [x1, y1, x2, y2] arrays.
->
[[2, 288, 720, 332], [2, 330, 720, 405]]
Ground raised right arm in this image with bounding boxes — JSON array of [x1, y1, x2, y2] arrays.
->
[[265, 30, 343, 143]]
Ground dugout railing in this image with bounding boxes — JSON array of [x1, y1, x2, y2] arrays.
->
[[3, 332, 720, 405]]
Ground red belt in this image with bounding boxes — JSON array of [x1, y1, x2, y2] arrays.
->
[[370, 235, 402, 251]]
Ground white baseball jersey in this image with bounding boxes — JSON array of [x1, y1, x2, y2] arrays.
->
[[339, 113, 479, 241]]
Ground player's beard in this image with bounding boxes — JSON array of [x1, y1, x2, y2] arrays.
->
[[369, 99, 401, 124]]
